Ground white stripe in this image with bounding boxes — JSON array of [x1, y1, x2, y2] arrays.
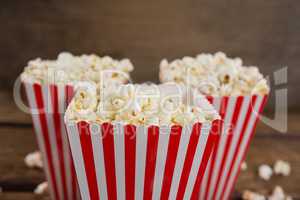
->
[[135, 126, 148, 200], [24, 83, 55, 200], [223, 96, 264, 200], [169, 125, 193, 199], [213, 97, 221, 113], [207, 97, 237, 200], [42, 85, 64, 200], [58, 85, 72, 200], [90, 123, 108, 200], [66, 123, 91, 200], [152, 126, 171, 199], [183, 123, 211, 199], [113, 123, 126, 200], [215, 96, 250, 200]]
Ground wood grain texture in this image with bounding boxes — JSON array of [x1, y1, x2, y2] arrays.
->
[[0, 0, 299, 108], [0, 193, 49, 200], [0, 127, 44, 192]]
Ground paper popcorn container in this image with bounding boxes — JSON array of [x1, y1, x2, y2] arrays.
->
[[23, 81, 80, 200], [199, 94, 268, 200], [65, 118, 223, 200]]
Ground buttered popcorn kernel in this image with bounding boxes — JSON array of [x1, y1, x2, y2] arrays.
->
[[66, 83, 220, 126], [21, 52, 134, 85], [159, 52, 269, 96]]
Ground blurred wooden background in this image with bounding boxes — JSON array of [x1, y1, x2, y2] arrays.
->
[[0, 0, 298, 110], [0, 0, 300, 199]]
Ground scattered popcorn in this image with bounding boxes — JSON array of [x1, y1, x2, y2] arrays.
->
[[21, 52, 134, 86], [241, 161, 248, 171], [243, 190, 266, 200], [34, 181, 48, 195], [24, 151, 43, 169], [258, 164, 273, 181], [268, 186, 292, 200], [274, 160, 291, 176], [66, 83, 220, 126], [159, 52, 269, 96]]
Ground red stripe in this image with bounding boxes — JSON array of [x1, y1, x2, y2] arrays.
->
[[219, 95, 258, 199], [206, 96, 213, 104], [77, 121, 100, 200], [144, 126, 160, 200], [50, 85, 68, 200], [225, 95, 268, 199], [102, 123, 117, 200], [65, 85, 74, 106], [204, 97, 229, 200], [190, 119, 222, 200], [125, 125, 136, 200], [33, 83, 60, 200], [159, 125, 182, 200], [211, 96, 244, 200], [175, 123, 202, 200]]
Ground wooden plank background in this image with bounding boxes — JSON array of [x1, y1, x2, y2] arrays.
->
[[0, 0, 299, 110]]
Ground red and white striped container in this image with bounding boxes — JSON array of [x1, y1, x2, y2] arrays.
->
[[23, 81, 80, 200], [65, 118, 223, 200], [199, 95, 268, 200]]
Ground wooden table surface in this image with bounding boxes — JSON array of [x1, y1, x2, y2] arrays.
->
[[0, 92, 299, 200]]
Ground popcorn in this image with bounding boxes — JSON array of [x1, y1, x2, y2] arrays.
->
[[241, 161, 247, 171], [66, 83, 220, 126], [258, 164, 273, 181], [242, 190, 265, 200], [21, 52, 134, 86], [159, 52, 269, 96], [34, 181, 48, 195], [24, 151, 43, 169], [268, 186, 292, 200], [274, 160, 291, 176]]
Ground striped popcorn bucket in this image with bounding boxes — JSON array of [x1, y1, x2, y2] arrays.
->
[[23, 81, 80, 200], [65, 118, 223, 200], [199, 95, 268, 200]]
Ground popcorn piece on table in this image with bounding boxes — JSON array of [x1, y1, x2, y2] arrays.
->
[[24, 151, 43, 169], [34, 181, 48, 195], [241, 161, 248, 171], [268, 186, 292, 200], [258, 164, 273, 181], [274, 160, 291, 176], [242, 190, 266, 200]]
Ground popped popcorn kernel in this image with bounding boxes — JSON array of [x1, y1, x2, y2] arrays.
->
[[243, 190, 265, 200], [268, 186, 292, 200], [274, 160, 291, 176], [24, 151, 43, 169], [258, 164, 273, 181], [34, 181, 48, 195]]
